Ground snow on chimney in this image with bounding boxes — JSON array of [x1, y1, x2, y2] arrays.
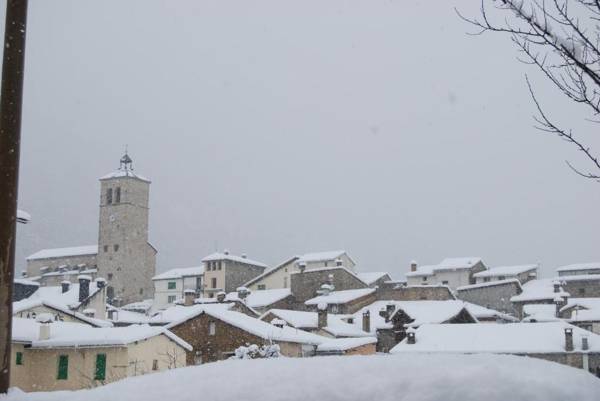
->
[[406, 327, 416, 344], [61, 280, 70, 294], [362, 310, 370, 333], [78, 275, 91, 302], [96, 277, 106, 289], [554, 296, 565, 317], [298, 261, 307, 273], [184, 288, 196, 306], [223, 249, 230, 255], [216, 291, 226, 303], [36, 313, 54, 341], [241, 253, 247, 259], [83, 308, 96, 318], [564, 327, 574, 351], [335, 258, 342, 267], [237, 287, 251, 302], [552, 280, 561, 293]]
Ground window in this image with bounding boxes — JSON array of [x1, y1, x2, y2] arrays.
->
[[16, 352, 23, 365], [113, 244, 119, 252], [209, 321, 216, 336], [324, 261, 328, 267], [331, 305, 339, 313], [579, 288, 586, 296], [498, 276, 506, 280], [283, 276, 288, 288], [168, 295, 176, 303], [167, 281, 176, 290], [152, 359, 158, 371], [107, 273, 113, 281], [442, 280, 449, 285], [57, 355, 68, 380], [106, 188, 113, 204], [115, 187, 121, 203], [196, 277, 202, 289], [483, 277, 490, 282], [103, 245, 108, 252], [94, 354, 106, 380], [139, 288, 143, 295], [257, 284, 266, 290], [422, 277, 427, 282], [211, 278, 217, 289], [218, 261, 222, 270]]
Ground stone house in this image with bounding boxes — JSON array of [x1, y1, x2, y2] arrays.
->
[[152, 266, 204, 310], [25, 245, 98, 283], [511, 278, 570, 320], [558, 275, 600, 299], [463, 302, 519, 323], [10, 317, 190, 392], [164, 304, 326, 364], [376, 283, 456, 301], [390, 321, 600, 377], [222, 288, 294, 315], [560, 298, 600, 334], [305, 287, 377, 314], [12, 278, 40, 302], [245, 250, 356, 291], [349, 300, 477, 352], [556, 262, 600, 277], [201, 251, 267, 298], [291, 265, 369, 304], [405, 258, 487, 290], [456, 279, 522, 315], [356, 272, 392, 288], [472, 264, 538, 285]]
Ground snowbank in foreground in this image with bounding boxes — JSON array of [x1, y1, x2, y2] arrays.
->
[[4, 354, 600, 401]]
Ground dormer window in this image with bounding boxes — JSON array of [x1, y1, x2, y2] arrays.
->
[[115, 187, 121, 203], [106, 188, 113, 204]]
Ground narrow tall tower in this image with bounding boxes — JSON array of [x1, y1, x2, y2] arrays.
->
[[97, 152, 156, 306]]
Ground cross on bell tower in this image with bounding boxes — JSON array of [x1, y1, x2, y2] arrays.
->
[[119, 147, 133, 171]]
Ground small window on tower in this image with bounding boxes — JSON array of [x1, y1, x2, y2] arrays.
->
[[113, 244, 119, 252], [106, 188, 113, 204], [107, 273, 113, 280], [115, 187, 121, 203], [103, 245, 108, 252]]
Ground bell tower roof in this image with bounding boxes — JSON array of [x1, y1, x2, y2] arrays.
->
[[99, 150, 150, 183]]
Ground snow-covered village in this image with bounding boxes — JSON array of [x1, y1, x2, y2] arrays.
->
[[2, 1, 600, 401]]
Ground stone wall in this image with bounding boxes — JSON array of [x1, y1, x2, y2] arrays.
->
[[376, 284, 455, 301], [561, 277, 600, 298], [224, 261, 265, 293], [456, 280, 522, 315]]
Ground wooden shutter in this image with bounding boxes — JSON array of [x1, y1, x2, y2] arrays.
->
[[57, 355, 68, 380], [95, 354, 106, 380]]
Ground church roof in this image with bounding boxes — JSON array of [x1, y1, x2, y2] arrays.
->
[[99, 169, 151, 183]]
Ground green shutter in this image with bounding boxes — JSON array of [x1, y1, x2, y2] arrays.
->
[[15, 352, 22, 365], [57, 355, 68, 380], [95, 353, 106, 380], [168, 282, 176, 290]]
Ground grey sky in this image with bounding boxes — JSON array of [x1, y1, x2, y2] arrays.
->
[[11, 0, 600, 279]]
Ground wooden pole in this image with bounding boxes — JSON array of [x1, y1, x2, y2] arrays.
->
[[0, 0, 28, 393]]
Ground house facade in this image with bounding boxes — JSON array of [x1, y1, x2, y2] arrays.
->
[[201, 251, 267, 297], [405, 258, 487, 290], [152, 266, 204, 310]]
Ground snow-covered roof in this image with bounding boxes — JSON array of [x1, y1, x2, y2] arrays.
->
[[561, 298, 600, 322], [12, 318, 190, 350], [473, 264, 538, 278], [406, 257, 483, 277], [457, 279, 522, 292], [356, 272, 390, 285], [26, 245, 98, 261], [152, 303, 234, 326], [298, 250, 348, 264], [556, 274, 600, 282], [122, 299, 154, 313], [390, 322, 599, 354], [16, 209, 31, 224], [13, 299, 112, 327], [316, 337, 377, 352], [108, 307, 151, 324], [225, 288, 291, 309], [388, 300, 474, 327], [556, 262, 600, 273], [153, 266, 204, 281], [261, 309, 371, 338], [202, 252, 267, 268], [463, 302, 518, 322], [13, 278, 40, 287], [15, 279, 104, 310], [305, 288, 375, 306], [522, 304, 560, 322], [510, 279, 569, 303], [290, 266, 369, 288], [99, 169, 150, 183]]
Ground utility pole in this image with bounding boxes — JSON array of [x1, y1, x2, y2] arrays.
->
[[0, 0, 28, 393]]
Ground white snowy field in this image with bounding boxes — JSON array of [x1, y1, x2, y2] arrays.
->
[[4, 354, 600, 401]]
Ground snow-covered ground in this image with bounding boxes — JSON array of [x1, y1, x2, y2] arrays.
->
[[4, 354, 600, 401]]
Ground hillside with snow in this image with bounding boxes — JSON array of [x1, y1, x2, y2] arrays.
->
[[5, 354, 600, 401]]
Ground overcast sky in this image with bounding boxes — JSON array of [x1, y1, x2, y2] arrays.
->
[[10, 0, 600, 279]]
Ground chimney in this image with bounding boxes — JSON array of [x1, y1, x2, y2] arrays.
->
[[386, 303, 396, 318], [379, 307, 389, 323], [107, 309, 115, 320], [83, 308, 96, 318], [565, 327, 574, 351], [362, 310, 370, 333], [319, 283, 333, 296], [96, 278, 106, 289], [554, 296, 565, 317], [298, 262, 307, 273], [241, 253, 247, 259], [552, 280, 561, 293], [61, 280, 70, 294], [223, 249, 230, 255], [36, 313, 53, 341], [335, 258, 342, 267], [237, 287, 250, 302], [582, 336, 589, 351], [184, 288, 196, 306], [407, 327, 416, 344], [317, 303, 328, 328], [410, 260, 418, 272], [78, 275, 91, 302], [216, 291, 226, 303]]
